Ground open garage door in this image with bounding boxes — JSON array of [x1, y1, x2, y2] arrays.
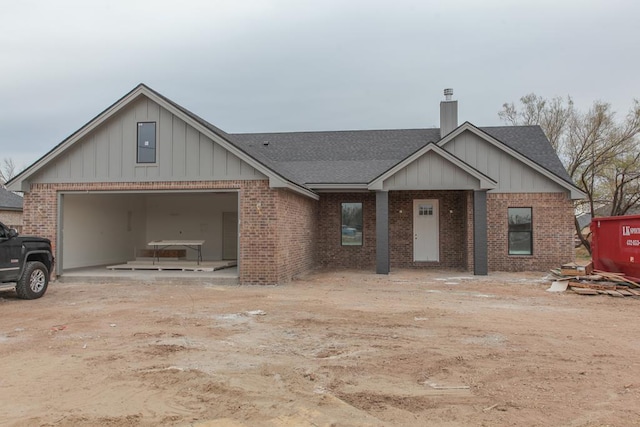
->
[[58, 191, 238, 273]]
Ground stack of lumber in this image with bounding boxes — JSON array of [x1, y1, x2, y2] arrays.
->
[[550, 265, 640, 298]]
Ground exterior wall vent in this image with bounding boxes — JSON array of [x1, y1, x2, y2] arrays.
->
[[444, 88, 454, 101]]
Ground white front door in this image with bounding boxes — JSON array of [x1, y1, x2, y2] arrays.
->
[[413, 199, 439, 262]]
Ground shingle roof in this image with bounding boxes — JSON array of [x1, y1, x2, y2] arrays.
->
[[146, 84, 231, 140], [231, 125, 574, 186], [480, 125, 572, 183], [0, 188, 23, 210], [231, 129, 440, 184], [6, 83, 575, 196]]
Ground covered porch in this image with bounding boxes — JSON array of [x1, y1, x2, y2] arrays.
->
[[376, 189, 487, 275]]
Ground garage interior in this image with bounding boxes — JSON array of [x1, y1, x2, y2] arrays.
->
[[58, 191, 238, 276]]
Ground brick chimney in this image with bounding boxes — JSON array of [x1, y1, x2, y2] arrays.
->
[[440, 88, 458, 138]]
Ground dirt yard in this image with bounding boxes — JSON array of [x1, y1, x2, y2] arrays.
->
[[1, 270, 639, 426]]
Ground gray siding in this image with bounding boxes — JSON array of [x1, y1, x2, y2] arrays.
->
[[444, 131, 565, 193], [382, 150, 481, 191], [33, 97, 266, 184], [376, 191, 390, 274], [473, 190, 488, 275]]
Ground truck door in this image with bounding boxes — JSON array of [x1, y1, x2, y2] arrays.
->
[[0, 226, 21, 281]]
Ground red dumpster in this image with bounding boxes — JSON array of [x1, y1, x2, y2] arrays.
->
[[591, 214, 640, 279]]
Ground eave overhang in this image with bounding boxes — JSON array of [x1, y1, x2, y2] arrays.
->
[[306, 183, 369, 192]]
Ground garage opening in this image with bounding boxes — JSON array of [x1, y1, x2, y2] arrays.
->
[[58, 191, 238, 274]]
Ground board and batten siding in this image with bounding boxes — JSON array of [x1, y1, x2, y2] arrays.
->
[[32, 97, 266, 183], [382, 150, 481, 191], [443, 131, 566, 193]]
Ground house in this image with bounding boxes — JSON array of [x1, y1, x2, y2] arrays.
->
[[0, 187, 23, 232], [6, 84, 584, 284], [575, 212, 592, 247]]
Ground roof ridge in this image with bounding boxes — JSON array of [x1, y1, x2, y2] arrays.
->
[[231, 124, 545, 137], [479, 124, 541, 129], [231, 127, 440, 136]]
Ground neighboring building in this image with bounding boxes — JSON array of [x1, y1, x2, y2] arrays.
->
[[6, 85, 585, 283], [594, 205, 640, 217], [0, 187, 23, 232], [575, 212, 592, 247]]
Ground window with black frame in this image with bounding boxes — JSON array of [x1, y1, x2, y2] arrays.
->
[[137, 122, 156, 163], [341, 202, 363, 246], [508, 207, 532, 255]]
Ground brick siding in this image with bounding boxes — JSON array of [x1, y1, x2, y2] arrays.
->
[[389, 191, 469, 270], [275, 189, 318, 282], [317, 193, 377, 269], [317, 191, 471, 270], [23, 180, 574, 282], [238, 180, 278, 284], [317, 190, 573, 273], [238, 181, 318, 284], [487, 192, 575, 271]]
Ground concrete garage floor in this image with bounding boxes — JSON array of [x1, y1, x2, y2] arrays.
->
[[58, 264, 239, 285]]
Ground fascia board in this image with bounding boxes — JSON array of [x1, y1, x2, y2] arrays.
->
[[439, 122, 586, 199], [570, 188, 587, 200], [306, 183, 369, 191], [368, 143, 497, 191], [268, 176, 319, 200], [6, 181, 25, 193]]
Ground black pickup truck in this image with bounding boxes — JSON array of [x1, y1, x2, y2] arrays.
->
[[0, 221, 54, 299]]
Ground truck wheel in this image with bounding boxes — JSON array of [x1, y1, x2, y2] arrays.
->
[[15, 261, 49, 299]]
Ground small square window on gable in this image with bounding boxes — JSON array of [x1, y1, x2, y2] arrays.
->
[[137, 122, 156, 163]]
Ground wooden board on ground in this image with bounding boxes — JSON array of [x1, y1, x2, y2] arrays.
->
[[604, 290, 624, 297], [106, 260, 237, 272], [561, 261, 593, 276], [593, 270, 640, 288], [568, 281, 620, 291], [571, 287, 599, 295], [139, 249, 187, 258]]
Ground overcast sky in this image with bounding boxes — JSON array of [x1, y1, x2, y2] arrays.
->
[[1, 0, 638, 170]]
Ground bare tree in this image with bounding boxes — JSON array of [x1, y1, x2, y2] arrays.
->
[[499, 94, 574, 151], [499, 95, 640, 253], [606, 150, 640, 216], [0, 158, 17, 187]]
